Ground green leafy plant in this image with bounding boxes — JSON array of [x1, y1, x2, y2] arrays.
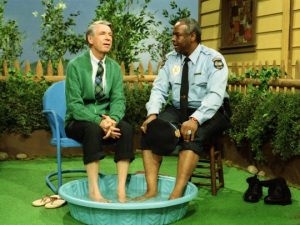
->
[[0, 63, 298, 162], [150, 0, 191, 61], [229, 91, 258, 146], [228, 66, 299, 161], [228, 66, 283, 145], [0, 0, 23, 73], [244, 92, 278, 161], [0, 71, 51, 136], [94, 0, 160, 70], [0, 77, 152, 136], [245, 66, 283, 93], [249, 93, 299, 161], [123, 82, 152, 131], [228, 71, 245, 84], [272, 93, 300, 160], [229, 91, 300, 161], [33, 0, 85, 71]]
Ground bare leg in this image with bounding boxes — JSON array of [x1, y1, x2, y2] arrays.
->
[[136, 150, 162, 201], [85, 161, 110, 203], [116, 159, 130, 203], [169, 150, 199, 200]]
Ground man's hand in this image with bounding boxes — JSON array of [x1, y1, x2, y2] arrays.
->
[[100, 115, 121, 139], [103, 126, 121, 139], [140, 114, 157, 134], [180, 118, 199, 142]]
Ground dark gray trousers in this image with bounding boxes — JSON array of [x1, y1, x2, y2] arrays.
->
[[141, 105, 231, 155], [65, 120, 135, 164]]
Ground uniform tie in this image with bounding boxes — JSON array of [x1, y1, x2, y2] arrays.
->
[[95, 61, 104, 99], [180, 57, 190, 121]]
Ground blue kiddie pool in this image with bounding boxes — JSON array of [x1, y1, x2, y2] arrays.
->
[[59, 173, 198, 225]]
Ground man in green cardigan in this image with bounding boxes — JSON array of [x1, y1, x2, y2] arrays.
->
[[65, 20, 134, 203]]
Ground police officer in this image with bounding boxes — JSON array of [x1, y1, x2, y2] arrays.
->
[[139, 18, 231, 200]]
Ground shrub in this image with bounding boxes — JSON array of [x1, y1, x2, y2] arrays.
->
[[0, 70, 299, 162], [0, 70, 51, 136], [123, 82, 152, 131], [229, 91, 300, 161]]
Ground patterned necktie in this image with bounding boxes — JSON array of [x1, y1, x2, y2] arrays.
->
[[95, 61, 104, 99], [180, 57, 190, 121]]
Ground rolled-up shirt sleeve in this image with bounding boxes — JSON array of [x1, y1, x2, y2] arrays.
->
[[191, 56, 228, 125]]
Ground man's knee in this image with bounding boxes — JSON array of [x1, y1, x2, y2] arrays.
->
[[84, 122, 103, 137], [118, 120, 133, 137]]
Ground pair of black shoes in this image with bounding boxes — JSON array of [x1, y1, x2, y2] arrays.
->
[[243, 175, 292, 205]]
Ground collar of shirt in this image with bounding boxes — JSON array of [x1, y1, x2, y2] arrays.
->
[[180, 44, 201, 66], [90, 50, 106, 88]]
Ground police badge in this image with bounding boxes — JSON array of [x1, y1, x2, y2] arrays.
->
[[172, 65, 181, 76], [212, 57, 224, 70]]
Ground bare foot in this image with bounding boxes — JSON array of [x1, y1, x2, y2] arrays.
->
[[118, 196, 129, 203], [94, 197, 112, 203], [89, 193, 111, 203], [168, 192, 182, 200], [118, 193, 127, 203], [133, 192, 157, 201], [117, 187, 127, 203]]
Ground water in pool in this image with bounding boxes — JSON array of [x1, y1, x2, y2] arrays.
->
[[78, 189, 170, 203]]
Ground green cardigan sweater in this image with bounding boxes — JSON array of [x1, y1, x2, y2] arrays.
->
[[65, 50, 125, 126]]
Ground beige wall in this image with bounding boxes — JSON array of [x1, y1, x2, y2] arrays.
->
[[293, 0, 300, 78], [199, 0, 300, 78]]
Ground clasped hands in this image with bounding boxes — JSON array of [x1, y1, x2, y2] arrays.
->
[[140, 114, 198, 142], [99, 115, 121, 139]]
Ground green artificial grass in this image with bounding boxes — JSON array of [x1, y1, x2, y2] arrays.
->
[[1, 154, 300, 225]]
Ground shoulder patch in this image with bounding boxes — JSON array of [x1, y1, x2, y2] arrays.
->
[[212, 57, 224, 70]]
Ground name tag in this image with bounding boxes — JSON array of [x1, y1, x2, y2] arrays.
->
[[194, 72, 202, 75]]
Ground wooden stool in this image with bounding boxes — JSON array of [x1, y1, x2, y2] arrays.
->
[[190, 140, 224, 195]]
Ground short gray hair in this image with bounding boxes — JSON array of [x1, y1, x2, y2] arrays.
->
[[178, 18, 201, 43], [86, 20, 112, 44]]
